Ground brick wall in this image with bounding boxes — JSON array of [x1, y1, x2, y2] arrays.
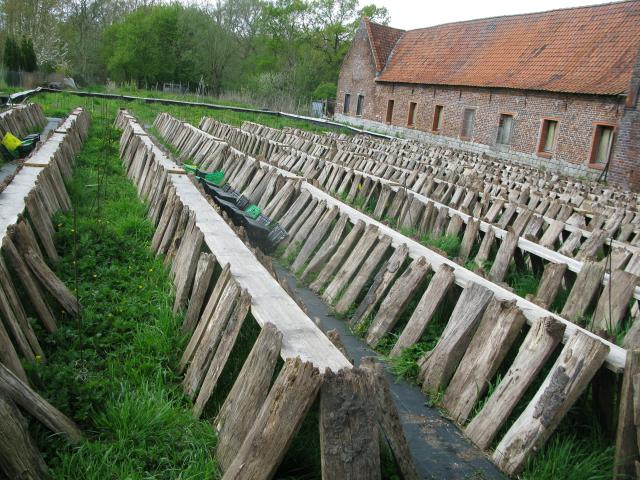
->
[[336, 22, 636, 190], [609, 52, 640, 191]]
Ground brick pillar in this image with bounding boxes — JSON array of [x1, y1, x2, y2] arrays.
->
[[608, 50, 640, 192]]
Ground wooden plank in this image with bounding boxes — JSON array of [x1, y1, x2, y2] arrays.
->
[[215, 323, 283, 471], [592, 270, 638, 332], [222, 358, 322, 480], [291, 206, 338, 273], [23, 248, 79, 316], [458, 218, 480, 261], [391, 264, 456, 355], [182, 253, 216, 334], [493, 331, 609, 475], [310, 220, 364, 293], [301, 213, 348, 281], [283, 200, 326, 258], [360, 358, 419, 480], [334, 235, 391, 314], [560, 260, 605, 322], [489, 229, 519, 282], [419, 282, 494, 393], [443, 299, 526, 423], [531, 262, 567, 310], [0, 393, 48, 479], [193, 290, 251, 417], [366, 257, 430, 346], [614, 349, 640, 478], [323, 224, 379, 304], [351, 244, 409, 327], [0, 363, 82, 443], [475, 227, 495, 268], [320, 368, 381, 480]]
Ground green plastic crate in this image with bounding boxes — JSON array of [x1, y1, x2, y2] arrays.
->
[[205, 170, 225, 186], [183, 163, 198, 174], [245, 204, 262, 219]]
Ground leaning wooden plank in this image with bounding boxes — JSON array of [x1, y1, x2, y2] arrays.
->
[[301, 213, 348, 281], [474, 227, 495, 268], [310, 220, 364, 293], [351, 244, 409, 327], [222, 358, 322, 480], [25, 193, 59, 263], [560, 260, 605, 322], [291, 206, 339, 273], [183, 279, 240, 398], [489, 229, 519, 283], [614, 349, 640, 478], [531, 262, 567, 310], [419, 282, 494, 393], [283, 201, 326, 259], [334, 235, 391, 314], [24, 248, 80, 316], [492, 331, 609, 475], [0, 393, 48, 480], [458, 218, 480, 261], [193, 290, 251, 417], [0, 363, 82, 443], [366, 257, 430, 346], [443, 299, 526, 423], [0, 310, 28, 382], [215, 323, 283, 471], [181, 253, 216, 334], [575, 229, 607, 261], [591, 270, 638, 332], [391, 264, 456, 356], [320, 367, 381, 480], [173, 225, 204, 313], [323, 224, 379, 304], [2, 236, 57, 332], [360, 357, 419, 480]]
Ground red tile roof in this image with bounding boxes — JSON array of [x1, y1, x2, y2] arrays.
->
[[364, 18, 405, 72], [372, 1, 640, 95]]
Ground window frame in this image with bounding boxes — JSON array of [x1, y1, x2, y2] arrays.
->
[[588, 122, 616, 170], [496, 112, 515, 146], [536, 117, 560, 158], [460, 107, 476, 140], [432, 105, 444, 132], [386, 99, 395, 124], [356, 94, 364, 116], [407, 101, 417, 127], [343, 93, 351, 115]]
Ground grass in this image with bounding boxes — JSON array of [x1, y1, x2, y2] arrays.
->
[[23, 110, 219, 478]]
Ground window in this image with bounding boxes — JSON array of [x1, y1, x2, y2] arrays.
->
[[432, 105, 443, 131], [343, 94, 351, 114], [386, 99, 395, 123], [356, 94, 364, 116], [496, 114, 514, 145], [590, 124, 615, 166], [537, 119, 558, 155], [461, 108, 475, 138], [407, 102, 417, 126]]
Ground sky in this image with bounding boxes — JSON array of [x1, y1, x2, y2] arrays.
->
[[372, 0, 625, 30]]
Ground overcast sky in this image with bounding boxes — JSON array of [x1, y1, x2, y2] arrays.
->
[[373, 0, 624, 30]]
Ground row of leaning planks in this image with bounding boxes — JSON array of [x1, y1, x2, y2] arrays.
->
[[0, 106, 89, 479], [0, 103, 46, 140], [194, 115, 640, 348], [117, 109, 421, 480], [154, 111, 623, 476], [237, 118, 640, 259]]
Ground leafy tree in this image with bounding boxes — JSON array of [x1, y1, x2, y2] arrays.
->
[[3, 35, 21, 70], [21, 37, 37, 71]]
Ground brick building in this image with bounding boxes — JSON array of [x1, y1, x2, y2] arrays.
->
[[335, 1, 640, 191]]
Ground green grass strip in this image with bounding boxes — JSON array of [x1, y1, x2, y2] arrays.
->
[[26, 110, 219, 479]]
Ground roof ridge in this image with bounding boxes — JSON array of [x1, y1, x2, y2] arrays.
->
[[401, 0, 637, 33]]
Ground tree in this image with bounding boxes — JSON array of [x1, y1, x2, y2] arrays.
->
[[3, 35, 21, 70], [21, 37, 37, 71]]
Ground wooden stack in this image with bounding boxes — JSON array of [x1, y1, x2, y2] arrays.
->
[[0, 103, 47, 139], [118, 109, 419, 480], [0, 106, 89, 479]]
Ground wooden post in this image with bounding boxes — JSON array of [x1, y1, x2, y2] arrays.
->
[[591, 270, 638, 333], [489, 228, 519, 283], [391, 264, 455, 355], [222, 358, 322, 480], [301, 214, 348, 281], [215, 323, 283, 471], [531, 262, 567, 309], [614, 350, 640, 478], [182, 253, 216, 334], [419, 282, 493, 393], [492, 331, 609, 475], [360, 357, 419, 480], [560, 260, 605, 322], [320, 368, 381, 480]]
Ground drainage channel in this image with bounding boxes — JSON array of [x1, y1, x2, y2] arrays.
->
[[274, 264, 504, 480]]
